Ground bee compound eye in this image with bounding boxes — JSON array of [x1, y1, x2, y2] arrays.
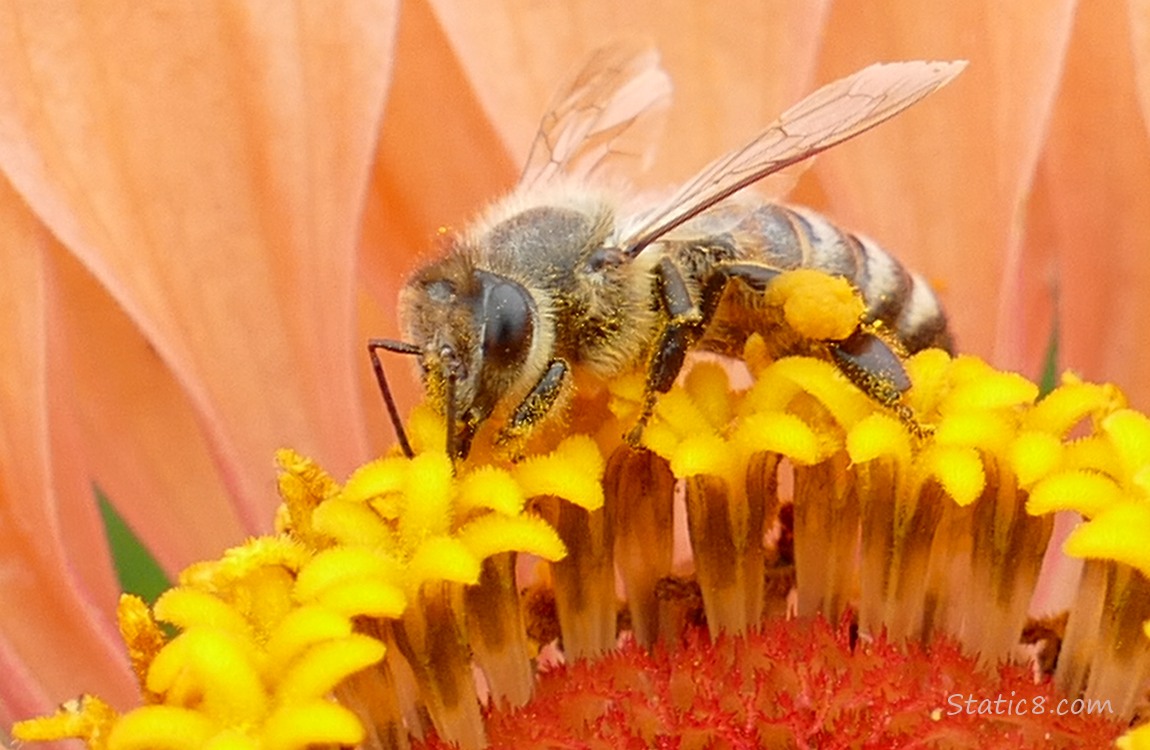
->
[[480, 277, 534, 365]]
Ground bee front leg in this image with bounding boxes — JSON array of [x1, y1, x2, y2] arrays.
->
[[627, 258, 710, 444], [497, 359, 568, 447], [632, 259, 814, 444]]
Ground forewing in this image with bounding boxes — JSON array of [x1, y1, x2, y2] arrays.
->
[[518, 43, 672, 190], [619, 60, 967, 256]]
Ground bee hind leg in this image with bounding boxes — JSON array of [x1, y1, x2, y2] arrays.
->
[[827, 328, 926, 434]]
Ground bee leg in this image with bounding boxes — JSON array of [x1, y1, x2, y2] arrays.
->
[[829, 329, 929, 433], [497, 359, 569, 445], [827, 328, 912, 406], [712, 262, 783, 296], [627, 259, 707, 444]]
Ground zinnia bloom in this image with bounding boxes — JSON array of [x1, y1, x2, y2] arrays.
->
[[3, 1, 1150, 748]]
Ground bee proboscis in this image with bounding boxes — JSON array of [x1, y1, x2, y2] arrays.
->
[[373, 45, 965, 459]]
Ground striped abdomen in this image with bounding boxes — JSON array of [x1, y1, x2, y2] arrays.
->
[[682, 201, 952, 354]]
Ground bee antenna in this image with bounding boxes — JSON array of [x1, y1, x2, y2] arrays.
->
[[367, 338, 419, 459]]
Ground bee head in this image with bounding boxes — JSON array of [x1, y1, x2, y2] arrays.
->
[[399, 254, 537, 459]]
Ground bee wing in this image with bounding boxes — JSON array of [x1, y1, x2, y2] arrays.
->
[[618, 60, 967, 256], [518, 43, 672, 190]]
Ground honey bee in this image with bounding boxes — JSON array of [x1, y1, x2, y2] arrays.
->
[[372, 46, 965, 459]]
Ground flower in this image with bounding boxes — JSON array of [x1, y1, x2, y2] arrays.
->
[[4, 0, 1150, 745], [12, 331, 1140, 747]]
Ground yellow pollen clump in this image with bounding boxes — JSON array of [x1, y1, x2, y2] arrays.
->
[[763, 268, 865, 340]]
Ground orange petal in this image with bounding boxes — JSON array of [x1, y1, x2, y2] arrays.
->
[[360, 0, 518, 310], [1033, 1, 1150, 411], [357, 0, 521, 442], [0, 2, 399, 532], [426, 0, 832, 187], [0, 176, 136, 723], [799, 1, 1075, 372], [51, 245, 247, 572]]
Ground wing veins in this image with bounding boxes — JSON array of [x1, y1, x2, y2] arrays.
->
[[620, 60, 966, 256]]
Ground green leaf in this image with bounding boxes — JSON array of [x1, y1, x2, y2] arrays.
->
[[96, 486, 171, 603], [1037, 315, 1060, 398]]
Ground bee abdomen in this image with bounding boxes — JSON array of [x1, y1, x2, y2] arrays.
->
[[771, 205, 952, 354]]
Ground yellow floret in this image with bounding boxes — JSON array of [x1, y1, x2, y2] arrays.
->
[[107, 705, 216, 750], [1008, 431, 1064, 488], [398, 452, 456, 543], [903, 348, 954, 414], [683, 360, 737, 428], [1026, 470, 1123, 517], [744, 357, 874, 429], [457, 466, 526, 516], [118, 595, 167, 697], [274, 634, 386, 703], [153, 588, 251, 636], [181, 537, 309, 589], [310, 498, 394, 546], [340, 456, 408, 503], [262, 606, 353, 673], [653, 387, 716, 438], [456, 513, 567, 562], [938, 364, 1038, 415], [1062, 435, 1124, 479], [515, 436, 605, 510], [146, 629, 267, 723], [670, 433, 736, 479], [1102, 409, 1150, 479], [919, 444, 985, 506], [733, 412, 824, 466], [260, 701, 366, 750], [1063, 501, 1150, 577], [847, 413, 913, 466], [1023, 374, 1124, 435], [406, 536, 482, 588], [294, 548, 407, 618], [307, 574, 408, 618], [932, 411, 1014, 454], [1118, 723, 1150, 750]]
